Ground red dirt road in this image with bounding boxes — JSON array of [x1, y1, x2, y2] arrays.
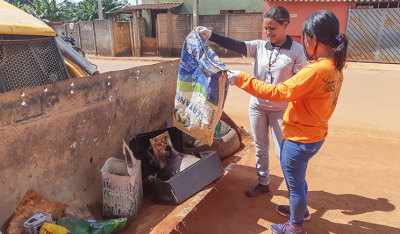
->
[[170, 62, 400, 234]]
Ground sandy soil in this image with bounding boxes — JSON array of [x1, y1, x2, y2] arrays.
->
[[92, 59, 400, 234]]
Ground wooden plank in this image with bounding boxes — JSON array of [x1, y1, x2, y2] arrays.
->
[[141, 37, 157, 54], [129, 17, 135, 57], [132, 11, 142, 57], [156, 18, 159, 56]]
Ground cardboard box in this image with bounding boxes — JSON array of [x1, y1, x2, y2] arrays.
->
[[129, 128, 224, 205]]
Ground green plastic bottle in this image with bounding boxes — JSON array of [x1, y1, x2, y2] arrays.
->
[[57, 217, 129, 234], [56, 217, 91, 234], [90, 218, 129, 234]]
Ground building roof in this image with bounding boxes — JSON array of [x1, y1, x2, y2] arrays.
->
[[268, 0, 397, 1], [112, 2, 183, 14]]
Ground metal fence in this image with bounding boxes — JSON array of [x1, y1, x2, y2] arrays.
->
[[346, 8, 400, 64]]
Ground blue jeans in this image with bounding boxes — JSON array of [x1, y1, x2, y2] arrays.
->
[[249, 105, 285, 185], [280, 139, 325, 226]]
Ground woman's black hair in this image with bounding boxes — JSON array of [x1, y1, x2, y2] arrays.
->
[[264, 6, 290, 25], [302, 10, 348, 71]]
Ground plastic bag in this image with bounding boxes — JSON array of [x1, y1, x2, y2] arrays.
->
[[64, 201, 92, 220], [101, 140, 143, 219], [174, 29, 229, 146], [39, 223, 69, 234]]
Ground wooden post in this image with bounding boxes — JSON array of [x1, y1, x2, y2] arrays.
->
[[225, 13, 229, 55], [193, 0, 199, 27], [98, 0, 103, 20], [132, 10, 141, 57], [156, 18, 159, 56], [167, 9, 172, 57], [117, 14, 120, 21], [109, 18, 116, 57], [129, 16, 134, 56]]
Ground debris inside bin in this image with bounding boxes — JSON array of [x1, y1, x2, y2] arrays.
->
[[39, 223, 68, 234], [23, 213, 54, 234], [56, 217, 129, 234], [130, 128, 224, 205], [64, 201, 93, 220], [7, 189, 68, 234], [150, 131, 200, 180]]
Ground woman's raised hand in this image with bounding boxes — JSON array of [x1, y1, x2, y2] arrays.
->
[[227, 70, 241, 86], [195, 26, 212, 40]]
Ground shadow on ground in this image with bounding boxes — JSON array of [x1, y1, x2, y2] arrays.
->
[[172, 165, 398, 234], [275, 189, 397, 234]]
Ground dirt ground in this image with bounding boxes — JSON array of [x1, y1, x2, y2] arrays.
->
[[91, 58, 400, 234]]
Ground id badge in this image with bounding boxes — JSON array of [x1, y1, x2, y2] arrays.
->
[[265, 72, 272, 83]]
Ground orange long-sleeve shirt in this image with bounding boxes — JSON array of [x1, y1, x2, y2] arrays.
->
[[236, 58, 343, 143]]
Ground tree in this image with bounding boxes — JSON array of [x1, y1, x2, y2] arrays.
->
[[11, 0, 130, 23], [16, 0, 73, 23], [71, 0, 129, 22]]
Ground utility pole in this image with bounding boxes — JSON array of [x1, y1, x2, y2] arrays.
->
[[136, 0, 138, 6], [193, 0, 199, 27], [98, 0, 103, 20]]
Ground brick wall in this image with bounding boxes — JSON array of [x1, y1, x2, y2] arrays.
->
[[113, 21, 132, 55], [228, 14, 263, 42], [157, 14, 168, 55], [157, 13, 263, 57], [198, 15, 226, 55], [226, 14, 263, 57], [157, 14, 192, 57]]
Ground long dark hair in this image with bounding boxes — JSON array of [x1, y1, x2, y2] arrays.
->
[[264, 6, 290, 25], [302, 11, 348, 71]]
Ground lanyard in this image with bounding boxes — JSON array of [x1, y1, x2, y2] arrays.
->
[[267, 47, 281, 73]]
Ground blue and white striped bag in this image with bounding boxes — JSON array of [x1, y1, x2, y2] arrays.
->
[[173, 29, 229, 146]]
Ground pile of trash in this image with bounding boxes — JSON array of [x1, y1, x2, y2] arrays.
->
[[7, 190, 130, 234]]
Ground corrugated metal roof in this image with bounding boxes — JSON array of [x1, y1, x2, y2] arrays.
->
[[112, 2, 183, 14], [268, 0, 397, 2]]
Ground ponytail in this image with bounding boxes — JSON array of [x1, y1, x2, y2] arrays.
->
[[333, 33, 348, 71]]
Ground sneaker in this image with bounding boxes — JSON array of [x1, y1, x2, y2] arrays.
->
[[276, 205, 311, 221], [246, 184, 270, 197], [269, 221, 307, 234]]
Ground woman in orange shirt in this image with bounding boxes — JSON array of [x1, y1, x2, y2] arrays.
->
[[227, 11, 348, 234]]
